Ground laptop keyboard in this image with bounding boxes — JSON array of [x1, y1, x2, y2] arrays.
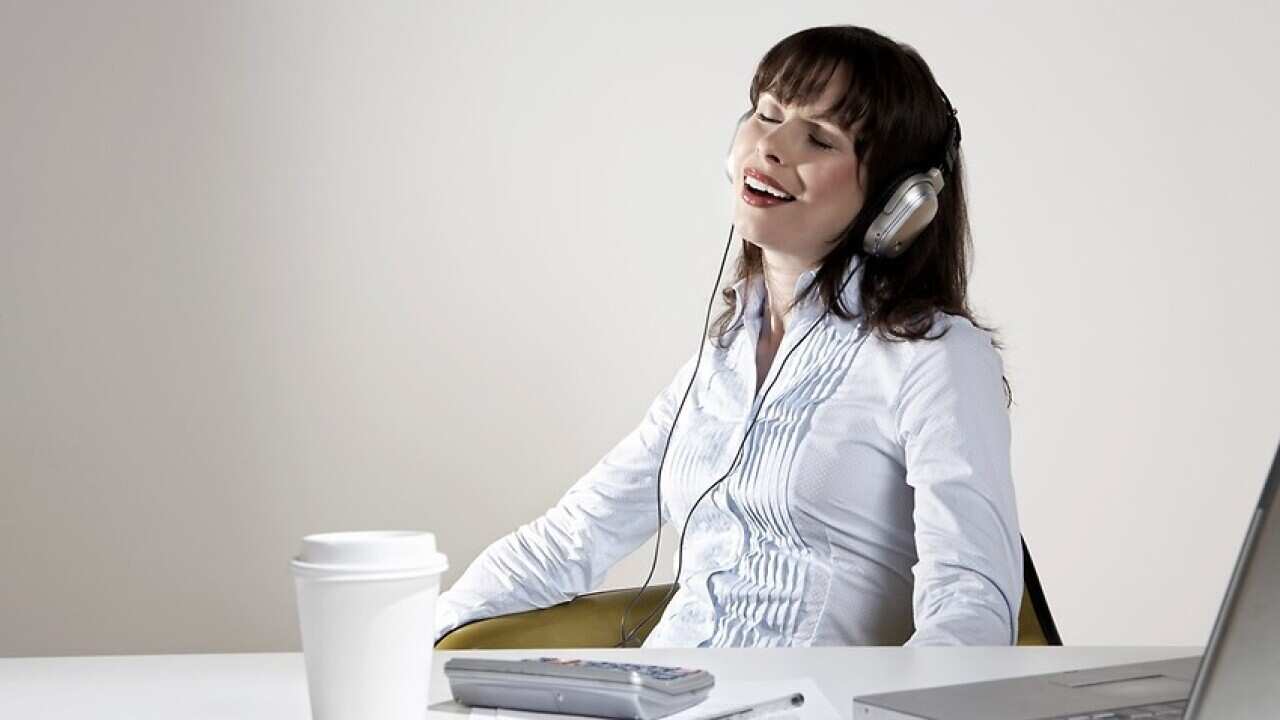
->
[[1055, 700, 1187, 719]]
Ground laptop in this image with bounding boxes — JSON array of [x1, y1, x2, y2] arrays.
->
[[853, 440, 1280, 720]]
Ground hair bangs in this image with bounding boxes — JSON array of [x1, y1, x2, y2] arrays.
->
[[748, 42, 877, 154]]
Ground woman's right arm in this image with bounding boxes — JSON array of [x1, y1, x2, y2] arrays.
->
[[433, 352, 699, 643]]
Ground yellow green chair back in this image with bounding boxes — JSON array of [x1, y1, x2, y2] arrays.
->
[[437, 536, 1061, 649]]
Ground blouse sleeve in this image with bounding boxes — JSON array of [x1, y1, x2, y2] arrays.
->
[[893, 317, 1024, 646], [433, 352, 699, 643]]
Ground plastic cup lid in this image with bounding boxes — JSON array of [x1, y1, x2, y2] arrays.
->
[[290, 530, 448, 576]]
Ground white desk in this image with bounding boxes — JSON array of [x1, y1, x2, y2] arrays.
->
[[0, 646, 1201, 720]]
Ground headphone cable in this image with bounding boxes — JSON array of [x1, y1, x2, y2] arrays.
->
[[617, 232, 865, 647]]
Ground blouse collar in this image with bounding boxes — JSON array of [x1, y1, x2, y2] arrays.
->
[[725, 258, 865, 329]]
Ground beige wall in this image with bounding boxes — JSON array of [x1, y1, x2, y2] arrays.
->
[[2, 0, 1278, 656]]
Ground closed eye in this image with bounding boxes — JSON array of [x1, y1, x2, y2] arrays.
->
[[755, 112, 834, 150]]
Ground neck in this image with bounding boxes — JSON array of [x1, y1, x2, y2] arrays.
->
[[759, 251, 818, 340]]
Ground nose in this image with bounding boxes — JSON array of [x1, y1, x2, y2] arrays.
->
[[754, 126, 790, 167]]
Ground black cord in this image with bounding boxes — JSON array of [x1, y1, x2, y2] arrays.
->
[[616, 234, 865, 647], [613, 223, 735, 647]]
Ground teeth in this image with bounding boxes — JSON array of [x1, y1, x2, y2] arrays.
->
[[745, 175, 794, 200]]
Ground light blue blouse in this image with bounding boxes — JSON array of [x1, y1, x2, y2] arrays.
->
[[434, 259, 1023, 647]]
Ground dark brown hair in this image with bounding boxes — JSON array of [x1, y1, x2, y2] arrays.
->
[[712, 25, 1012, 407]]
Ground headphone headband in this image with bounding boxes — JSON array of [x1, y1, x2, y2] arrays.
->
[[934, 83, 961, 178]]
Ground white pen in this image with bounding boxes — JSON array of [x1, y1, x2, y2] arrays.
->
[[699, 691, 805, 720]]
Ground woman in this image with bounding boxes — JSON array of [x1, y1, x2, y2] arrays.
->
[[434, 25, 1021, 648]]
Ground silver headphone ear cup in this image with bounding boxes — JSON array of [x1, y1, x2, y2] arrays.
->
[[863, 167, 945, 258]]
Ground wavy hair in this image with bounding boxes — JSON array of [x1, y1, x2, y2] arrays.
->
[[711, 25, 1012, 407]]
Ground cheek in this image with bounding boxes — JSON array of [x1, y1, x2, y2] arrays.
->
[[732, 134, 758, 170], [808, 162, 863, 204]]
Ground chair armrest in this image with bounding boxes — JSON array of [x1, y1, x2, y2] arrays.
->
[[435, 583, 678, 650]]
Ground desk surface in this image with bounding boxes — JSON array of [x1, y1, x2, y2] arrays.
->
[[0, 646, 1202, 720]]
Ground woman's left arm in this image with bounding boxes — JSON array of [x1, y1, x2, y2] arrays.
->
[[894, 317, 1024, 646]]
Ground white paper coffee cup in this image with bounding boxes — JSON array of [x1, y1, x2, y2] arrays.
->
[[290, 531, 448, 720]]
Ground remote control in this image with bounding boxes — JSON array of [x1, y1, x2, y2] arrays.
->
[[444, 656, 715, 719]]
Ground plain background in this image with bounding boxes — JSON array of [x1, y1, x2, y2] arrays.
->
[[2, 0, 1278, 657]]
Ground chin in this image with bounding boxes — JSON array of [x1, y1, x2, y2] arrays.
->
[[736, 229, 787, 253]]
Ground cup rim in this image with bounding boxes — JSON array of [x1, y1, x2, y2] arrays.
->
[[302, 530, 428, 544]]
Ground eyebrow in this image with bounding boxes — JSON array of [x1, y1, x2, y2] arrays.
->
[[759, 94, 843, 131]]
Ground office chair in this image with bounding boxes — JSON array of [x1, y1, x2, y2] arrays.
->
[[436, 536, 1062, 649]]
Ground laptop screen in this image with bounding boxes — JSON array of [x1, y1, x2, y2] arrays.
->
[[1185, 440, 1280, 719]]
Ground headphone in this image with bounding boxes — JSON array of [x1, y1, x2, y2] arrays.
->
[[614, 78, 1010, 647]]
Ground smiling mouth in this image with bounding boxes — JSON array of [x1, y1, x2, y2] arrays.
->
[[742, 175, 796, 203]]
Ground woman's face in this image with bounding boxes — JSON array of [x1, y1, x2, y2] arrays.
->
[[729, 65, 868, 267]]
